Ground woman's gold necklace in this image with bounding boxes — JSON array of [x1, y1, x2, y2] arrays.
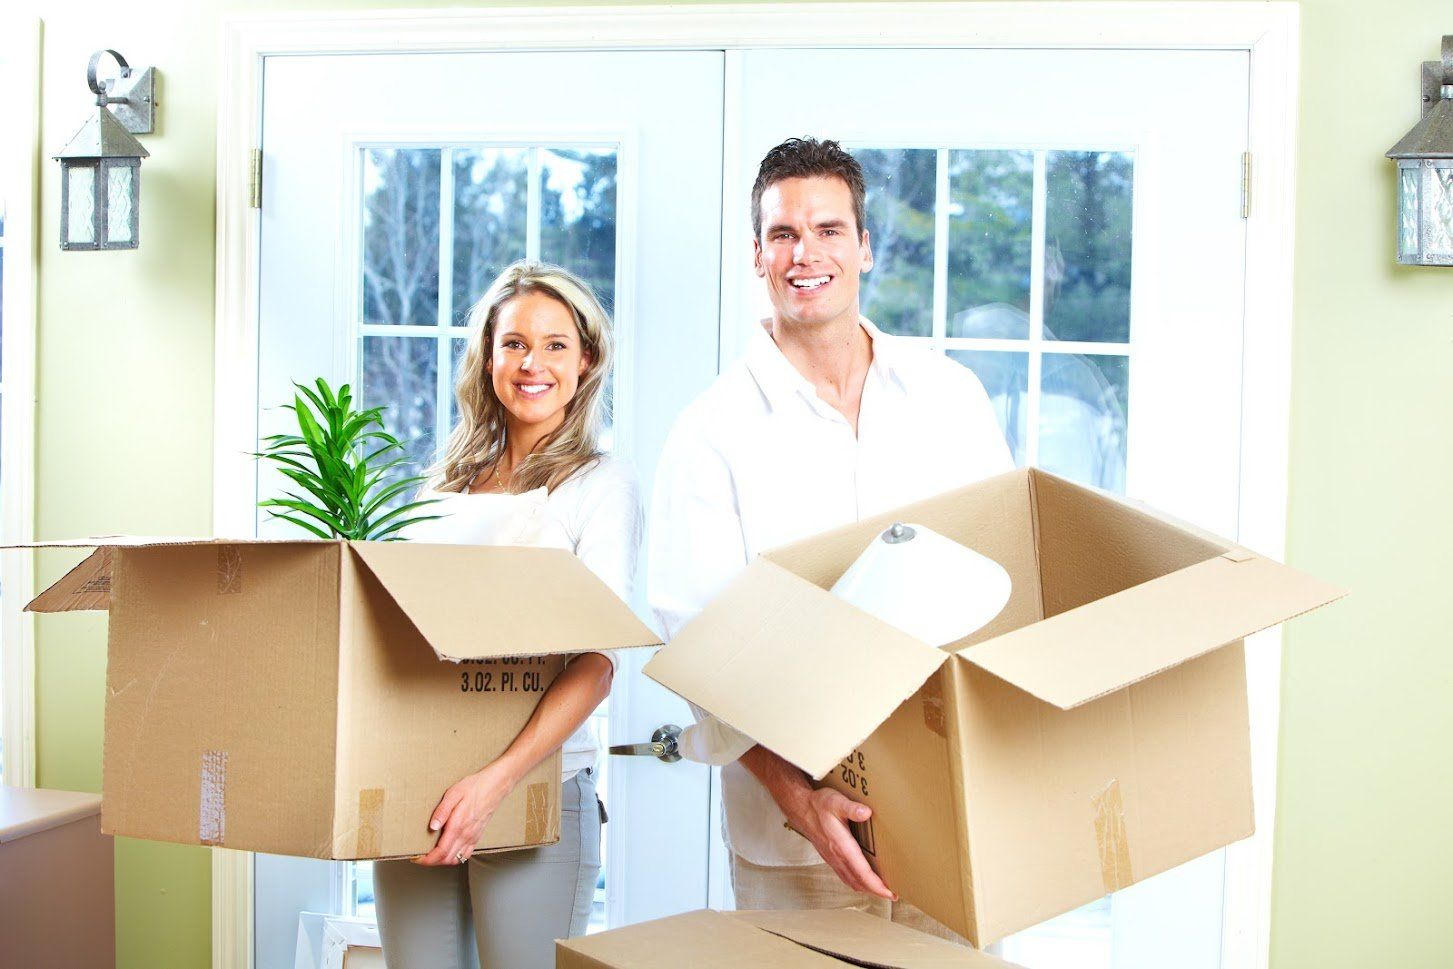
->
[[493, 458, 511, 491]]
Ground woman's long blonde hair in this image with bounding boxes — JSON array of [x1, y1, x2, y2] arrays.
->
[[425, 261, 613, 494]]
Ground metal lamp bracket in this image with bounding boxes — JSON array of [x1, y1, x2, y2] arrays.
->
[[1417, 35, 1453, 118], [88, 49, 154, 135]]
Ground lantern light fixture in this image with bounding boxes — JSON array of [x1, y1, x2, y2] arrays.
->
[[53, 50, 155, 251], [1386, 36, 1453, 267]]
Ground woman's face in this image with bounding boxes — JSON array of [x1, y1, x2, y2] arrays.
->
[[486, 291, 591, 433]]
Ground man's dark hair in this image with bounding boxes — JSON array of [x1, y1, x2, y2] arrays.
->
[[751, 137, 867, 239]]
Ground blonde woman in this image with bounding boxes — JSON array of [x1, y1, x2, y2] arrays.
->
[[373, 262, 639, 969]]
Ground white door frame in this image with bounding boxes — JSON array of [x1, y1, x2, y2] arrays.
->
[[0, 13, 42, 791], [214, 6, 1299, 969]]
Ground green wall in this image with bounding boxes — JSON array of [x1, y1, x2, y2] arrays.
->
[[1275, 2, 1453, 967], [18, 1, 1452, 967]]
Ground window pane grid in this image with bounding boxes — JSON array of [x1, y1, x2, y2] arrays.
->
[[855, 144, 1131, 495]]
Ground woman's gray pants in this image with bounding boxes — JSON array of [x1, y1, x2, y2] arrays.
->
[[374, 769, 601, 969]]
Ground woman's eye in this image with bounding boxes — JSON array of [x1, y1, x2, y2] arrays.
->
[[549, 342, 567, 351]]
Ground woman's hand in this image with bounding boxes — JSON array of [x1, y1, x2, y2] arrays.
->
[[415, 762, 518, 866]]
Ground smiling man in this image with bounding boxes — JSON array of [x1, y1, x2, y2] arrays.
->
[[648, 138, 1013, 933]]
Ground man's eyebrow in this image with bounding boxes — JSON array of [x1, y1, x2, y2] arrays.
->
[[764, 221, 796, 235], [815, 218, 850, 230]]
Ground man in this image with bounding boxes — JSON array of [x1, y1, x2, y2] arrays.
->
[[648, 138, 1013, 924]]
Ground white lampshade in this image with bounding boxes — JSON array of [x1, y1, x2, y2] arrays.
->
[[831, 523, 1011, 647]]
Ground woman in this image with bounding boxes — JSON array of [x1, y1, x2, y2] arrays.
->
[[373, 261, 639, 969]]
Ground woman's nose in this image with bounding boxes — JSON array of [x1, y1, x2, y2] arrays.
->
[[520, 351, 538, 371]]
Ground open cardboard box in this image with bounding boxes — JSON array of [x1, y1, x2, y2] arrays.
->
[[21, 537, 659, 859], [645, 469, 1345, 946], [557, 908, 1021, 968]]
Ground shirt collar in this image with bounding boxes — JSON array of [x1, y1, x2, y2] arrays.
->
[[745, 316, 908, 413]]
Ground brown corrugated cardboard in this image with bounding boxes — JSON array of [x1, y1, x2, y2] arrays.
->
[[22, 537, 659, 860], [644, 469, 1346, 946], [555, 908, 1021, 968]]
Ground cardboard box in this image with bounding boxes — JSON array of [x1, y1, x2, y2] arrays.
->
[[556, 908, 1021, 967], [644, 469, 1345, 946], [24, 537, 659, 859]]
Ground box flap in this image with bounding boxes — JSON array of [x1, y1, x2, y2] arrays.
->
[[643, 559, 947, 780], [26, 548, 114, 613], [347, 541, 659, 661], [732, 910, 1021, 968], [960, 552, 1347, 709], [21, 538, 331, 613], [557, 909, 841, 967]]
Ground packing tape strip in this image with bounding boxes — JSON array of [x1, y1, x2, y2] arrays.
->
[[921, 672, 947, 738], [217, 546, 244, 595], [357, 788, 385, 858], [524, 782, 552, 844], [199, 749, 228, 846], [1091, 778, 1133, 893]]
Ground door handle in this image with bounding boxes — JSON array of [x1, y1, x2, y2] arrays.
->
[[608, 724, 683, 763]]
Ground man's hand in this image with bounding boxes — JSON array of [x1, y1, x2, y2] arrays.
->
[[783, 787, 895, 900], [739, 744, 895, 900]]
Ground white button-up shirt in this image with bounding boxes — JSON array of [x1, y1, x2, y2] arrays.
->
[[648, 319, 1014, 866]]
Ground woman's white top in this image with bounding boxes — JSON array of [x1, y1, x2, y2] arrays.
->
[[407, 454, 643, 779]]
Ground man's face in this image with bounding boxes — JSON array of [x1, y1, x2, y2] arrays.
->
[[753, 175, 873, 330]]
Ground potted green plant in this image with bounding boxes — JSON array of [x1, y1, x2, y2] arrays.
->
[[256, 377, 443, 541]]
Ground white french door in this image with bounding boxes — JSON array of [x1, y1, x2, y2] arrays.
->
[[726, 48, 1250, 968], [251, 40, 1255, 969], [252, 50, 722, 969]]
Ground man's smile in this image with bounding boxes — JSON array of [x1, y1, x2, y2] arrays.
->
[[789, 274, 832, 291]]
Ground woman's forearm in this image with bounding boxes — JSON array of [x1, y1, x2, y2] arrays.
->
[[490, 652, 614, 786]]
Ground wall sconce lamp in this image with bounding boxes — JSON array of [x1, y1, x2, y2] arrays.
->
[[53, 50, 155, 251], [1386, 36, 1453, 266]]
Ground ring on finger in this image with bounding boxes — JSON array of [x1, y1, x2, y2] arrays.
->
[[455, 850, 467, 864]]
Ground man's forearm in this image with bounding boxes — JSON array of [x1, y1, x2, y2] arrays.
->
[[738, 744, 813, 824]]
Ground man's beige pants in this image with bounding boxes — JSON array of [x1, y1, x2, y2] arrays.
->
[[730, 854, 967, 944]]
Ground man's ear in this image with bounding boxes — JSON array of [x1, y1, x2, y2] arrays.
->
[[860, 229, 874, 273], [752, 236, 766, 278]]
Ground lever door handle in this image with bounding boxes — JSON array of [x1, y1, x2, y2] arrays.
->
[[608, 724, 683, 763]]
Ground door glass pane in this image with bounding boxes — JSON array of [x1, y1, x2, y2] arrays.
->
[[540, 147, 619, 313], [360, 334, 438, 492], [853, 148, 936, 337], [453, 147, 529, 323], [948, 349, 1028, 465], [948, 150, 1033, 339], [362, 148, 441, 325], [1043, 151, 1134, 343], [1039, 351, 1129, 493], [448, 335, 469, 430], [1000, 898, 1113, 968]]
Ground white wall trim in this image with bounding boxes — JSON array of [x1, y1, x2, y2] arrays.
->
[[1222, 8, 1300, 969], [0, 14, 42, 790], [215, 7, 1300, 968]]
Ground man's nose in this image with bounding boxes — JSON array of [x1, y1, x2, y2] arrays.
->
[[793, 237, 815, 263]]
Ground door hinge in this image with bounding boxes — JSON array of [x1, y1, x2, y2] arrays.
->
[[1240, 151, 1252, 219], [249, 148, 263, 209]]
